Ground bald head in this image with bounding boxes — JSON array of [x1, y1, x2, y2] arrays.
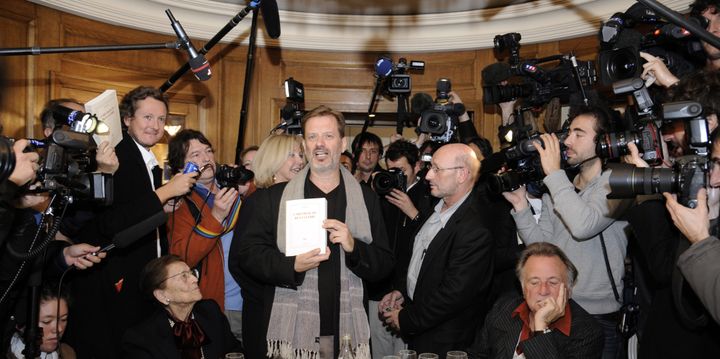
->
[[426, 143, 480, 205]]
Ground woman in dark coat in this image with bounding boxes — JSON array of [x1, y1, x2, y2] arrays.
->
[[121, 255, 242, 358]]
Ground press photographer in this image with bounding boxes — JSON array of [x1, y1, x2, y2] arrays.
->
[[370, 139, 435, 358], [620, 116, 720, 358], [502, 106, 633, 359]]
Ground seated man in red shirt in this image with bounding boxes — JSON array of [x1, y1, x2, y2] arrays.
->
[[469, 242, 604, 359]]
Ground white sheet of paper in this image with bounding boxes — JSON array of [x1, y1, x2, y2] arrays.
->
[[85, 89, 122, 148], [285, 198, 327, 257]]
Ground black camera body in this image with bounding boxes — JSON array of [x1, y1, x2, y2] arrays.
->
[[31, 130, 113, 205], [216, 164, 254, 189], [489, 132, 568, 194], [609, 101, 710, 208], [483, 57, 597, 106], [596, 123, 664, 166], [372, 168, 406, 196], [494, 32, 522, 65], [418, 79, 465, 142]]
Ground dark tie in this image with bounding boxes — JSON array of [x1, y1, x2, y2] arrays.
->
[[151, 165, 169, 255]]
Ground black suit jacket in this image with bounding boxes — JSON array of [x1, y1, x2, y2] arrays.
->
[[397, 189, 494, 355], [228, 180, 394, 359], [469, 296, 604, 359], [65, 132, 165, 359], [121, 300, 242, 358]]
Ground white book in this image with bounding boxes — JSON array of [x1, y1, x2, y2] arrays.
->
[[85, 89, 122, 148], [285, 198, 327, 257]]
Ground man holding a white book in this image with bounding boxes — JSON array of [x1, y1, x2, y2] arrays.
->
[[233, 105, 393, 359]]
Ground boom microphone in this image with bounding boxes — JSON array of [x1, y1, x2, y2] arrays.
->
[[96, 210, 167, 253], [165, 9, 212, 81], [260, 0, 281, 39]]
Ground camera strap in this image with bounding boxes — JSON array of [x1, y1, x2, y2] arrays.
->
[[600, 232, 622, 303]]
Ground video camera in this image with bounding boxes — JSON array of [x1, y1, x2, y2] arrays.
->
[[374, 57, 425, 96], [371, 167, 406, 196], [30, 129, 113, 205], [597, 4, 702, 85], [609, 101, 710, 208], [278, 77, 305, 135], [483, 33, 597, 107], [418, 79, 465, 143], [488, 132, 568, 194]]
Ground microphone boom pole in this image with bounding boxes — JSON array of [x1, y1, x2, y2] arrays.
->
[[159, 1, 259, 92]]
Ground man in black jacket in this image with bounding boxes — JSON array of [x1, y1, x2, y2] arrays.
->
[[65, 86, 197, 359], [469, 242, 603, 359], [231, 105, 393, 359], [380, 143, 493, 355]]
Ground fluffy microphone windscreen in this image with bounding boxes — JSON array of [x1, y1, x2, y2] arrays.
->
[[260, 0, 281, 39]]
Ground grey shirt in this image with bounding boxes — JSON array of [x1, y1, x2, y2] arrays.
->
[[511, 169, 632, 315], [407, 190, 471, 300]]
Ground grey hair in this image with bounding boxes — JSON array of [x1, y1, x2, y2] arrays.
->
[[516, 242, 578, 288]]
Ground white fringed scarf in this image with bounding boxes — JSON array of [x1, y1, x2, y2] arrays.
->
[[268, 165, 371, 359]]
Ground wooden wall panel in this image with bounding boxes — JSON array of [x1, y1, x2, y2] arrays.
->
[[0, 0, 601, 162]]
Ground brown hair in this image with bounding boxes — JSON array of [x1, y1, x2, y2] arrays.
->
[[139, 254, 184, 298], [301, 105, 346, 138]]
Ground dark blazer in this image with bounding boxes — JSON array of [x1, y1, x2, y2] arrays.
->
[[228, 180, 394, 359], [469, 296, 604, 359], [65, 132, 165, 359], [396, 189, 494, 355], [121, 300, 242, 358]]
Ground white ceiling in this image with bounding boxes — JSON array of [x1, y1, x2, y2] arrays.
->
[[213, 0, 534, 15], [31, 0, 694, 52]]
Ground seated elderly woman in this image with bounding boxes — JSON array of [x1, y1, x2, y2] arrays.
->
[[252, 134, 305, 189], [121, 255, 242, 358], [8, 283, 75, 359]]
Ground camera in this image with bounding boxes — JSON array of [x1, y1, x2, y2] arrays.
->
[[375, 57, 425, 95], [29, 130, 113, 204], [609, 157, 706, 208], [596, 125, 663, 165], [608, 101, 710, 208], [494, 32, 522, 65], [215, 164, 254, 189], [482, 55, 597, 106], [418, 79, 465, 142], [596, 5, 701, 85], [372, 168, 406, 196], [488, 132, 568, 194], [277, 77, 305, 135]]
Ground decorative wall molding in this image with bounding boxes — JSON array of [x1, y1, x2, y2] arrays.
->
[[31, 0, 693, 52]]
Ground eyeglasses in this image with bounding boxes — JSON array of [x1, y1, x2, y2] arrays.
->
[[429, 165, 465, 173], [158, 268, 199, 286]]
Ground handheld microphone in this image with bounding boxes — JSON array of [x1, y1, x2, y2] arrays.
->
[[165, 9, 212, 81]]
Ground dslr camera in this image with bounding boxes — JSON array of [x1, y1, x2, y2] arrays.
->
[[372, 168, 406, 196], [418, 79, 465, 143], [216, 164, 254, 189], [609, 101, 710, 208]]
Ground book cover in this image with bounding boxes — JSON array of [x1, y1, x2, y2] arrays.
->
[[285, 198, 327, 257], [85, 89, 122, 147]]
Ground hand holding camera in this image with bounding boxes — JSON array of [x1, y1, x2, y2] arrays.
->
[[664, 188, 710, 244], [8, 139, 40, 187]]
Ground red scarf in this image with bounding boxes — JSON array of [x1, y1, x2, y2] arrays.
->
[[169, 313, 207, 359]]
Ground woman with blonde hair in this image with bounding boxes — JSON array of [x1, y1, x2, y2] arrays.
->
[[252, 134, 305, 189]]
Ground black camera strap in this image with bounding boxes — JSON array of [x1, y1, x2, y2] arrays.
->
[[600, 232, 622, 303]]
